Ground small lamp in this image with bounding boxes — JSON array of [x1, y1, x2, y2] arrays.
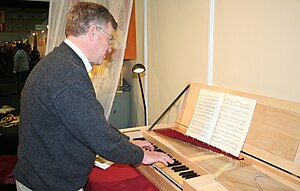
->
[[132, 63, 147, 126]]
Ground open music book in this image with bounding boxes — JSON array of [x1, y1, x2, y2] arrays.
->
[[94, 155, 114, 170], [186, 89, 256, 157]]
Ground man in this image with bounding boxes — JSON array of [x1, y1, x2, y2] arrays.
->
[[13, 43, 29, 95], [14, 2, 173, 191], [29, 45, 40, 71]]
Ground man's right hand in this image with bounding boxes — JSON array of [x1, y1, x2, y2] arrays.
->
[[142, 149, 174, 166]]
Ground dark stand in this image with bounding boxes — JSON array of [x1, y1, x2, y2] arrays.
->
[[148, 84, 191, 131]]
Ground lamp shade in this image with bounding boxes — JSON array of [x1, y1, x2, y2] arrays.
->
[[132, 63, 146, 74]]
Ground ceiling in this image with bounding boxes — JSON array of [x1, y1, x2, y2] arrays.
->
[[0, 1, 49, 41], [0, 0, 49, 9]]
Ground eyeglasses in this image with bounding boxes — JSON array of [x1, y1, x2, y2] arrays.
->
[[96, 26, 115, 45]]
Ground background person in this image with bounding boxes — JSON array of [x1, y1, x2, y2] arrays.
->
[[13, 43, 29, 95], [29, 45, 40, 72]]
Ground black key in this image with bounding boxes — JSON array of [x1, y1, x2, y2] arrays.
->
[[168, 160, 182, 167], [171, 165, 184, 170], [154, 148, 165, 153], [174, 166, 189, 172], [184, 174, 200, 179], [132, 137, 146, 141], [179, 170, 195, 176], [182, 172, 198, 178], [172, 165, 189, 172]]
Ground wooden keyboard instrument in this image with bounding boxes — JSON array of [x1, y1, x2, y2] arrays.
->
[[123, 83, 300, 191]]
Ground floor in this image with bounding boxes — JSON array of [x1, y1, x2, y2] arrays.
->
[[0, 75, 20, 149], [0, 76, 21, 115], [0, 76, 18, 190]]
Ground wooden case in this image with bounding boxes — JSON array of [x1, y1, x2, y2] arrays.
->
[[124, 82, 300, 190]]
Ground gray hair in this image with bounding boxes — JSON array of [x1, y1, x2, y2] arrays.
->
[[65, 2, 118, 37]]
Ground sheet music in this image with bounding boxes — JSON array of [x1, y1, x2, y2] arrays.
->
[[210, 94, 256, 157], [186, 89, 256, 157], [186, 89, 224, 143]]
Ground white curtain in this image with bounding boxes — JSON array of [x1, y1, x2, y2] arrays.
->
[[46, 0, 133, 119]]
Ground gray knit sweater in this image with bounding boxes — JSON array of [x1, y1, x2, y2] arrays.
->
[[13, 49, 29, 73], [14, 42, 144, 191]]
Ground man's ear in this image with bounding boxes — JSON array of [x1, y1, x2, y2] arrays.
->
[[87, 25, 97, 41]]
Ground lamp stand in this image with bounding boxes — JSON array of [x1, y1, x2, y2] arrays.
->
[[138, 73, 147, 126]]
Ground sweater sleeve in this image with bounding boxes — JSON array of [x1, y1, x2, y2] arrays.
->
[[109, 123, 130, 140], [13, 53, 20, 72], [54, 81, 144, 164]]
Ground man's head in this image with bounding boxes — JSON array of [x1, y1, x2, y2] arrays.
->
[[25, 44, 32, 52], [16, 43, 23, 50], [65, 2, 118, 65]]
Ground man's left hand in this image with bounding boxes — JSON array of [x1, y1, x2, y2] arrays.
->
[[130, 140, 154, 151]]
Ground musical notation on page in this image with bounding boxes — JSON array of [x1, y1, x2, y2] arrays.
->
[[186, 89, 256, 157]]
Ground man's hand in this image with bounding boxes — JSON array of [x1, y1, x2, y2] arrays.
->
[[142, 150, 174, 166], [130, 140, 174, 166], [130, 140, 154, 151]]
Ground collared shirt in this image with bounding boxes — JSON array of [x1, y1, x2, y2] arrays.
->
[[64, 39, 92, 73]]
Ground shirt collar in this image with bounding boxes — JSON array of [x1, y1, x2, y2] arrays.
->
[[64, 39, 92, 72]]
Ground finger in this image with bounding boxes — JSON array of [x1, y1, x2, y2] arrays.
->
[[144, 144, 154, 151], [139, 141, 154, 151], [160, 153, 173, 166]]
